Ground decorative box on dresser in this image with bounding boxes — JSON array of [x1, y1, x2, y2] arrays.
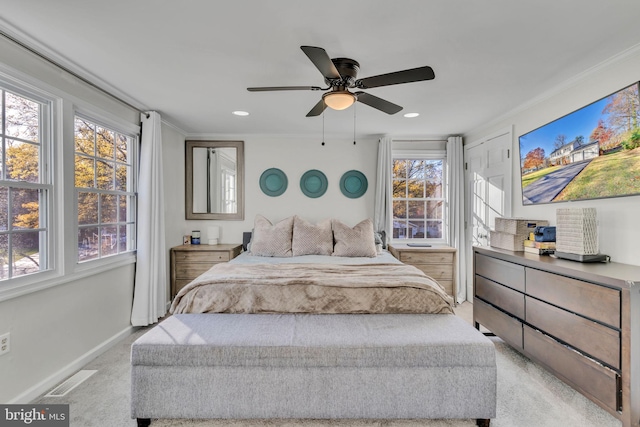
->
[[388, 244, 457, 301], [473, 246, 640, 427], [170, 244, 242, 298]]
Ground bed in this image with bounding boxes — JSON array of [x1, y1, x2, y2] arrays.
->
[[131, 216, 496, 426]]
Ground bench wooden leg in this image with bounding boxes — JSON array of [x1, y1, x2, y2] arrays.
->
[[137, 418, 151, 427], [476, 419, 490, 427]]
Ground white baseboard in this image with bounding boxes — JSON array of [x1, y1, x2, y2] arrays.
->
[[9, 325, 135, 404]]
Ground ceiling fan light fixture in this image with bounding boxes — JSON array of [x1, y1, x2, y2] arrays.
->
[[323, 91, 356, 110]]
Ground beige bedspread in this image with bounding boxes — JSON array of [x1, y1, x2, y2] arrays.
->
[[170, 262, 454, 314]]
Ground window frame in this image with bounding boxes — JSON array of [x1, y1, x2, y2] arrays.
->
[[0, 80, 55, 286], [73, 111, 138, 265], [391, 150, 448, 244]]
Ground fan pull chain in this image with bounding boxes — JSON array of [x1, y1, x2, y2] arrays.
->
[[353, 103, 357, 145], [321, 101, 326, 146]]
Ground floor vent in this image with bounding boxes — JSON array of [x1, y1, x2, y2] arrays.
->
[[45, 370, 97, 397]]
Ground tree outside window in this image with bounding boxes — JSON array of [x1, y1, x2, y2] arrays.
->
[[0, 88, 49, 281], [74, 116, 136, 262], [392, 159, 445, 240]]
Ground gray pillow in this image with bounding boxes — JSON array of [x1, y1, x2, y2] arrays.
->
[[332, 218, 377, 257], [249, 215, 294, 257]]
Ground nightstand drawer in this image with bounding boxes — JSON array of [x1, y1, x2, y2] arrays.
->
[[399, 252, 453, 264], [174, 263, 214, 279], [388, 244, 457, 300], [413, 264, 453, 280], [170, 244, 243, 298], [175, 279, 193, 294], [174, 251, 231, 263]]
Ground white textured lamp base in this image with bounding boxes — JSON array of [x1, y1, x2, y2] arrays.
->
[[208, 238, 218, 245], [556, 208, 598, 255]]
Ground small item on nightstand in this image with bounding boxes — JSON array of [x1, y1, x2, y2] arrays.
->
[[183, 235, 191, 245], [191, 230, 201, 245], [207, 226, 220, 245]]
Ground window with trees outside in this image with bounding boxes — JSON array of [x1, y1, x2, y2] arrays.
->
[[392, 158, 445, 240], [0, 85, 52, 281], [75, 115, 136, 262]]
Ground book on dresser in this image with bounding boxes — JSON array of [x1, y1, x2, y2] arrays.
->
[[473, 246, 640, 427], [523, 246, 554, 255]]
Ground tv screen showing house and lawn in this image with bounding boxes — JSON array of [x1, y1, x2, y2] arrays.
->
[[518, 81, 640, 205]]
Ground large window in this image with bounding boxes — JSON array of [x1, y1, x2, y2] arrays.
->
[[0, 86, 51, 281], [392, 158, 445, 240], [74, 115, 136, 262], [0, 85, 52, 280]]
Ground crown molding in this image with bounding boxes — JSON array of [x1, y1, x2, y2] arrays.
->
[[466, 41, 640, 138], [0, 18, 148, 112]]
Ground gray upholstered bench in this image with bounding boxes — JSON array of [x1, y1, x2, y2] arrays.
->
[[131, 313, 496, 426]]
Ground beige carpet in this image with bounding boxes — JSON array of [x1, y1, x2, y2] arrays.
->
[[33, 303, 621, 427]]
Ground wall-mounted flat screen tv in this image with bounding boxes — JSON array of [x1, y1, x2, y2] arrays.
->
[[518, 81, 640, 205]]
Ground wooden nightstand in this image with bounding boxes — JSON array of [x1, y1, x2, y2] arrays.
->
[[170, 243, 242, 298], [388, 244, 457, 301]]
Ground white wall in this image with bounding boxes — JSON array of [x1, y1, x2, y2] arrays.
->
[[465, 45, 640, 266], [0, 35, 139, 403], [0, 266, 135, 403], [163, 134, 379, 248]]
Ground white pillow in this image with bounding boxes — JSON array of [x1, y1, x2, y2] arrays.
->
[[331, 218, 377, 257], [249, 215, 294, 257], [292, 216, 333, 256]]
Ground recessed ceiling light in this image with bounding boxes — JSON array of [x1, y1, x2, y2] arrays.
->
[[403, 112, 420, 118], [232, 111, 249, 116]]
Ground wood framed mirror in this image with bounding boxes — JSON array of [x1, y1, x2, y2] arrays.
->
[[185, 140, 244, 220]]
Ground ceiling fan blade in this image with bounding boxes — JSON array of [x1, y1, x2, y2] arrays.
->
[[247, 86, 322, 92], [355, 92, 403, 115], [357, 66, 435, 89], [306, 99, 327, 117], [300, 46, 341, 80]]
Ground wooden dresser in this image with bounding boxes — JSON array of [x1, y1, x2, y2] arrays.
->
[[388, 244, 457, 300], [473, 246, 640, 427], [170, 244, 242, 298]]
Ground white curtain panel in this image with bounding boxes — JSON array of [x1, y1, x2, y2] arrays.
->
[[131, 111, 167, 326], [373, 137, 393, 245], [447, 136, 466, 303]]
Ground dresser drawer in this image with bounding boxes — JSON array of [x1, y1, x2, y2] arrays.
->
[[174, 251, 231, 263], [523, 325, 618, 413], [174, 263, 215, 279], [525, 268, 620, 328], [475, 253, 525, 292], [413, 264, 453, 280], [474, 297, 523, 350], [399, 251, 453, 265], [476, 275, 525, 319], [525, 297, 620, 369]]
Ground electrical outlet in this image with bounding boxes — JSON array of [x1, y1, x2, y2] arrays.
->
[[0, 332, 10, 356]]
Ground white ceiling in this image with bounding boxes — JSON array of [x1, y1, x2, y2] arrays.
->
[[2, 0, 640, 138]]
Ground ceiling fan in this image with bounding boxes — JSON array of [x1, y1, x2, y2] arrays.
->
[[247, 46, 435, 117]]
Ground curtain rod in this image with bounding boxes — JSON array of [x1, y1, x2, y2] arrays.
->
[[0, 29, 149, 119]]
